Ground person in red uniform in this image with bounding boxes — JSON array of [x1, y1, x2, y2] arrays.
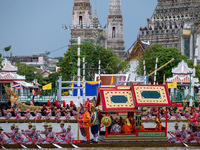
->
[[122, 118, 133, 133], [190, 108, 199, 129], [85, 98, 90, 111], [83, 107, 91, 144], [155, 118, 163, 131]]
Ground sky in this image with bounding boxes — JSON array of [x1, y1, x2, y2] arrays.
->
[[0, 0, 157, 58]]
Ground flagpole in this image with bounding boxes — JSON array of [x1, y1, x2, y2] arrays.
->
[[77, 37, 81, 140], [98, 60, 101, 91], [143, 60, 146, 85], [154, 58, 158, 85], [83, 57, 86, 104]]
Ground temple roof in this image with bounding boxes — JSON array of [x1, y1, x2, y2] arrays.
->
[[0, 59, 17, 72], [126, 38, 149, 61], [0, 72, 25, 82], [172, 60, 193, 74], [166, 75, 199, 84]]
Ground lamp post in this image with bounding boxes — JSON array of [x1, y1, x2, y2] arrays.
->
[[34, 71, 37, 86]]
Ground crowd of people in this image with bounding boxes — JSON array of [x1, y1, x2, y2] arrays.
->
[[141, 105, 200, 121], [0, 97, 200, 145], [0, 122, 74, 145], [168, 123, 200, 143], [0, 98, 99, 145]]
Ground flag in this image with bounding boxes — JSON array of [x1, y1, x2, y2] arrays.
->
[[71, 75, 75, 91], [168, 82, 177, 89], [110, 76, 113, 88], [12, 83, 20, 90], [146, 75, 149, 85], [134, 76, 137, 85], [42, 83, 52, 90]]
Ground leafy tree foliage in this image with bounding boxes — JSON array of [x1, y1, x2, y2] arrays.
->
[[136, 44, 188, 84], [15, 62, 44, 84], [59, 42, 130, 81], [43, 72, 60, 90], [4, 45, 11, 51]]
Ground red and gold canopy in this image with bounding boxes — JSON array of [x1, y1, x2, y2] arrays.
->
[[99, 86, 138, 112], [132, 85, 171, 107], [97, 85, 171, 112]]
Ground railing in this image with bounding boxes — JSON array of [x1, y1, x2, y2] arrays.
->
[[18, 91, 57, 102], [169, 91, 197, 102]]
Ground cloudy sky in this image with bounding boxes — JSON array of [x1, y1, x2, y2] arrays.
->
[[0, 0, 157, 58]]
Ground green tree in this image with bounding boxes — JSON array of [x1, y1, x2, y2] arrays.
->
[[136, 44, 188, 84], [43, 72, 60, 90], [16, 62, 44, 84], [59, 42, 130, 81]]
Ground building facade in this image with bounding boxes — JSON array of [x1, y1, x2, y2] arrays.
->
[[70, 0, 125, 57], [139, 0, 200, 60]]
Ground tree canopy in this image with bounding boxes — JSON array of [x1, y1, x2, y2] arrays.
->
[[59, 42, 130, 81], [136, 44, 188, 84], [15, 62, 44, 84]]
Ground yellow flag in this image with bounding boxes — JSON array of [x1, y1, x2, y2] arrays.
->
[[110, 76, 113, 88], [42, 83, 52, 90], [168, 82, 177, 89]]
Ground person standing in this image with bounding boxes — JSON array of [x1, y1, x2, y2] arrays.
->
[[190, 108, 199, 130], [32, 89, 36, 103], [83, 107, 91, 144], [79, 108, 86, 142], [90, 106, 99, 143]]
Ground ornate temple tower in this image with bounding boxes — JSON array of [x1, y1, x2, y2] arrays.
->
[[139, 0, 200, 60], [70, 0, 104, 45], [106, 0, 125, 58], [72, 0, 92, 27]]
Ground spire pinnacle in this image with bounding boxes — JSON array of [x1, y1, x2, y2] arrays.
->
[[93, 0, 100, 28]]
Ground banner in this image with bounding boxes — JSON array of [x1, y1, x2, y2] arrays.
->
[[168, 82, 177, 89], [43, 83, 52, 90], [12, 83, 20, 90]]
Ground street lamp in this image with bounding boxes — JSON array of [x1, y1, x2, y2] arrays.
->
[[34, 71, 37, 85]]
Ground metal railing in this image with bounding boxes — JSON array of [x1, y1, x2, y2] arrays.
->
[[18, 91, 57, 102], [169, 91, 197, 102]]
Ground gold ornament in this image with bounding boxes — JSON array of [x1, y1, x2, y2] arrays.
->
[[101, 116, 112, 127]]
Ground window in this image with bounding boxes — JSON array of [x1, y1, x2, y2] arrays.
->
[[79, 16, 82, 25], [112, 27, 116, 38]]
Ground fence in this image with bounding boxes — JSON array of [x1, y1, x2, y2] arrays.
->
[[17, 90, 57, 102], [169, 91, 197, 102]]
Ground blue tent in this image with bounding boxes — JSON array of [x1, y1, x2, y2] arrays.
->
[[73, 81, 101, 96]]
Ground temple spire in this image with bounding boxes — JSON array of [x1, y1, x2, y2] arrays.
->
[[93, 0, 100, 28]]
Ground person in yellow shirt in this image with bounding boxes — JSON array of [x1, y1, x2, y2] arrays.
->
[[83, 107, 91, 144], [122, 118, 133, 133]]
